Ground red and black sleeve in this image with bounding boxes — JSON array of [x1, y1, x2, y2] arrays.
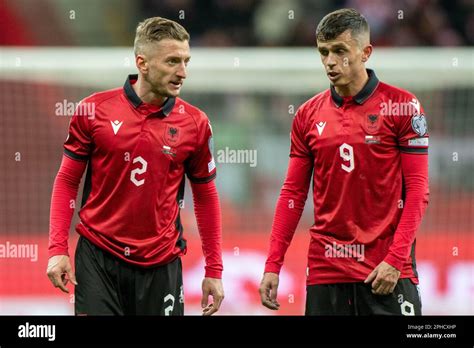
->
[[264, 110, 313, 274]]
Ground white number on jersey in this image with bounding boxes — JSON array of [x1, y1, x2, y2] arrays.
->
[[130, 156, 147, 186], [339, 143, 354, 173]]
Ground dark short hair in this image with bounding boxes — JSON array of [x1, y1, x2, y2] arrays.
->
[[316, 8, 369, 43]]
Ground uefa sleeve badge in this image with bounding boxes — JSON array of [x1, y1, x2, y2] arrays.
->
[[411, 114, 428, 136]]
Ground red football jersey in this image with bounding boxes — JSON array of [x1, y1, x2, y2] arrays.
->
[[64, 75, 216, 267], [290, 69, 428, 284]]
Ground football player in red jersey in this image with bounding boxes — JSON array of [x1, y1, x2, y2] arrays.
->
[[47, 17, 224, 315], [259, 9, 429, 315]]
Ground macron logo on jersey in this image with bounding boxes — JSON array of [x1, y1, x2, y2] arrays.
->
[[316, 121, 326, 136], [111, 120, 123, 135]]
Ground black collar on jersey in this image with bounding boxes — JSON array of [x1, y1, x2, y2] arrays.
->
[[123, 74, 175, 116], [330, 69, 379, 107]]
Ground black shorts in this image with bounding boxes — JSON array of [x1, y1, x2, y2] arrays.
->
[[74, 236, 184, 315], [305, 279, 422, 315]]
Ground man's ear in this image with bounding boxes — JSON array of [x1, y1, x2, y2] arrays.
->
[[361, 44, 373, 63], [136, 54, 148, 74]]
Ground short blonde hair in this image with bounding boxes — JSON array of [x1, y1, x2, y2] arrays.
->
[[134, 17, 190, 55]]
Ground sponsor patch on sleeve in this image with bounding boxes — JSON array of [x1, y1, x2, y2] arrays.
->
[[208, 159, 216, 173], [408, 137, 429, 146]]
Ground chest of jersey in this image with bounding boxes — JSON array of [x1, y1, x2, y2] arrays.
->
[[87, 101, 198, 195], [306, 98, 398, 173], [92, 105, 192, 165]]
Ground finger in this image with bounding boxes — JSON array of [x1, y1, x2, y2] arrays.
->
[[372, 279, 391, 295], [203, 304, 218, 316], [201, 288, 210, 308], [388, 283, 397, 294], [258, 285, 269, 303], [378, 283, 392, 296], [263, 285, 271, 300], [53, 272, 69, 293], [212, 293, 224, 311], [382, 281, 397, 295], [202, 303, 218, 316], [371, 275, 383, 290], [202, 303, 213, 311], [67, 268, 78, 286], [48, 271, 68, 293], [372, 283, 383, 295], [269, 283, 279, 304], [62, 275, 69, 287], [364, 269, 377, 284], [262, 299, 280, 310], [371, 276, 384, 294]]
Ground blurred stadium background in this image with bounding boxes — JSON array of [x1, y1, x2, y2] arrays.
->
[[0, 0, 473, 315]]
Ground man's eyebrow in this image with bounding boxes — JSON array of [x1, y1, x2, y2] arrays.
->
[[329, 43, 349, 49], [164, 54, 191, 60], [318, 43, 349, 50]]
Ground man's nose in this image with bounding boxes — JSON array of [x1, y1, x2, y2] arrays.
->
[[176, 63, 187, 79], [326, 53, 337, 69]]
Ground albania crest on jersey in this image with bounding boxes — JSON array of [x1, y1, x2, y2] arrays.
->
[[165, 125, 180, 144], [411, 114, 428, 136], [364, 114, 381, 134]]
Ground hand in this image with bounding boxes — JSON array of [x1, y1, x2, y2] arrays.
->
[[46, 255, 77, 293], [364, 261, 401, 295], [259, 272, 280, 310], [201, 277, 224, 316]]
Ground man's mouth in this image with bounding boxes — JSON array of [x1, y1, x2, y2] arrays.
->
[[327, 71, 341, 81], [169, 81, 182, 89]]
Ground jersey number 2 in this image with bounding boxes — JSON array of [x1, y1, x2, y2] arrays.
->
[[339, 143, 354, 173], [130, 156, 147, 186]]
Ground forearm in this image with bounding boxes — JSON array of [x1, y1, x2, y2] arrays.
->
[[48, 154, 86, 257], [264, 155, 313, 274], [191, 180, 223, 279], [384, 153, 429, 270]]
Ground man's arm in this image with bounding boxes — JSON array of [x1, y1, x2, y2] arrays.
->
[[190, 180, 224, 315], [260, 154, 313, 309], [365, 152, 429, 295], [46, 154, 86, 292]]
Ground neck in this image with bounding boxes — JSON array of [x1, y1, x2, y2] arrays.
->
[[132, 75, 166, 106], [334, 69, 369, 97]]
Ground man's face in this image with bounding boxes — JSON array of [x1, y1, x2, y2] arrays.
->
[[141, 39, 190, 98], [317, 30, 367, 87]]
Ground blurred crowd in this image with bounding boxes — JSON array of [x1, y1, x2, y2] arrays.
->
[[2, 0, 473, 47]]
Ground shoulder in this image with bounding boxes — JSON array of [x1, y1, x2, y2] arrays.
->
[[72, 87, 122, 120], [293, 90, 330, 132], [377, 81, 425, 120], [175, 97, 210, 126], [377, 81, 418, 103], [297, 89, 330, 117], [80, 87, 123, 109]]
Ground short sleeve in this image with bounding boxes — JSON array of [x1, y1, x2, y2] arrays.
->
[[290, 108, 311, 158], [397, 97, 429, 154], [63, 100, 93, 161], [186, 114, 216, 183]]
